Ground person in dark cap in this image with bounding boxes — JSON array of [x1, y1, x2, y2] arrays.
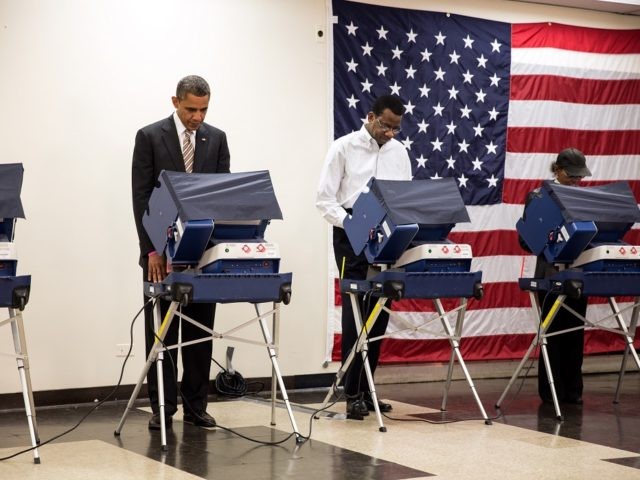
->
[[553, 147, 592, 185], [519, 147, 591, 405]]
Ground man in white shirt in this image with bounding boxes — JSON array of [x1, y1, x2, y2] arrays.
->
[[316, 95, 412, 419]]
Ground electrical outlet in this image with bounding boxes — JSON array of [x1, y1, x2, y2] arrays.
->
[[116, 344, 134, 357]]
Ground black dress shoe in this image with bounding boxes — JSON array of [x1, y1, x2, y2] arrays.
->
[[346, 400, 369, 420], [148, 413, 173, 430], [364, 399, 393, 412], [183, 411, 217, 428]]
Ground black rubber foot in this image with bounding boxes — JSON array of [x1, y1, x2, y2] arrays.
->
[[161, 445, 169, 452], [113, 430, 121, 437], [270, 422, 276, 426], [494, 404, 501, 409], [295, 435, 305, 444], [485, 419, 493, 425], [34, 457, 41, 464], [379, 426, 387, 432], [440, 408, 447, 412], [556, 415, 564, 422], [346, 412, 365, 420]]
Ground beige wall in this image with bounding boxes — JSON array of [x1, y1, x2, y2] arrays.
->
[[0, 0, 638, 395]]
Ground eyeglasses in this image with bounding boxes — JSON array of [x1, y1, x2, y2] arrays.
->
[[376, 118, 402, 134], [562, 169, 584, 180]]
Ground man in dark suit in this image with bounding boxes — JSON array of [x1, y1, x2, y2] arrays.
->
[[132, 75, 230, 430]]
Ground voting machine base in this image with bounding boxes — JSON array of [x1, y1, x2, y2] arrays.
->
[[318, 271, 491, 432], [114, 276, 301, 450], [495, 274, 640, 421]]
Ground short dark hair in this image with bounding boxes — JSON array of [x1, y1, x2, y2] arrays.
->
[[176, 75, 210, 99], [371, 95, 405, 116]]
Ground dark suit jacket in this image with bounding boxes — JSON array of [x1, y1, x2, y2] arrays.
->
[[132, 115, 231, 263]]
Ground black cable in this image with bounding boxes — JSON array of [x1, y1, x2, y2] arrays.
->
[[151, 307, 299, 446], [0, 294, 159, 462]]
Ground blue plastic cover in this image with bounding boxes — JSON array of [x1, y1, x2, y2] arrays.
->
[[160, 170, 283, 221], [0, 163, 25, 219], [370, 178, 470, 225], [545, 181, 640, 224]]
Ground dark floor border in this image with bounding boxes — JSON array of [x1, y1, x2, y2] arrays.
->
[[0, 373, 337, 411]]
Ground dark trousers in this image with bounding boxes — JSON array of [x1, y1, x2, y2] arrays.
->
[[333, 227, 390, 398], [142, 264, 215, 416], [537, 291, 585, 402]]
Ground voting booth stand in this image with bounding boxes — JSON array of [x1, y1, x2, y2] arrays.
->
[[0, 163, 39, 462], [496, 181, 640, 420], [115, 171, 300, 449], [319, 178, 490, 431]]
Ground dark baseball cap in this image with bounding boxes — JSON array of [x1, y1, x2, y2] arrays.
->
[[556, 148, 591, 177]]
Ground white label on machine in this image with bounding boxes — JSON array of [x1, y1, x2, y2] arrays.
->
[[559, 226, 568, 243], [382, 221, 391, 238], [571, 244, 640, 268], [0, 242, 17, 260], [393, 243, 473, 268], [197, 242, 280, 270]]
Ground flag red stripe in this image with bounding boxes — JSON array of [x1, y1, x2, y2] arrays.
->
[[502, 178, 640, 204], [507, 127, 640, 156], [332, 330, 640, 363], [512, 23, 640, 54], [510, 75, 640, 105], [449, 230, 524, 256]]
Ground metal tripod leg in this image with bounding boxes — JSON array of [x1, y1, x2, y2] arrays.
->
[[318, 295, 387, 432], [496, 294, 566, 421], [613, 297, 640, 403], [270, 303, 279, 426], [434, 299, 491, 424], [115, 300, 178, 451], [255, 303, 301, 442], [440, 298, 466, 413], [10, 308, 40, 464], [319, 334, 358, 407]]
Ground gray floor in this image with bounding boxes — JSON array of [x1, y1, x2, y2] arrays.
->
[[1, 371, 639, 479]]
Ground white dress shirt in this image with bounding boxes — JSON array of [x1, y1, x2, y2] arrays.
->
[[316, 125, 412, 228]]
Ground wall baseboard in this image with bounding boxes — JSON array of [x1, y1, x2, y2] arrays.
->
[[0, 354, 634, 411], [0, 372, 337, 411]]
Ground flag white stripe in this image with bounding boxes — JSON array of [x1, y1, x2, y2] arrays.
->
[[333, 303, 637, 338], [454, 204, 522, 232], [512, 48, 640, 79], [472, 255, 536, 283], [508, 100, 640, 131], [505, 153, 640, 180]]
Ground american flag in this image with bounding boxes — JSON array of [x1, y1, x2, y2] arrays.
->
[[328, 0, 640, 363]]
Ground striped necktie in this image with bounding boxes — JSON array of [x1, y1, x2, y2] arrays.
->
[[182, 130, 194, 173]]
